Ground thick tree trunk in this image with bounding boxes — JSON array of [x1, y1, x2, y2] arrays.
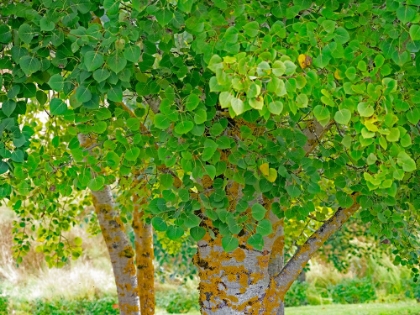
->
[[195, 234, 282, 315], [133, 195, 155, 315], [92, 187, 141, 315]]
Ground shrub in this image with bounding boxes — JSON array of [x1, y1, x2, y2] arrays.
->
[[331, 277, 376, 304], [284, 281, 308, 307], [0, 294, 8, 315], [156, 286, 199, 314], [32, 297, 119, 315]]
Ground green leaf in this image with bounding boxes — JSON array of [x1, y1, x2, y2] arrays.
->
[[175, 121, 194, 134], [0, 161, 8, 175], [186, 94, 200, 111], [247, 234, 264, 250], [231, 98, 245, 116], [155, 9, 173, 27], [286, 185, 301, 198], [93, 69, 111, 83], [194, 108, 207, 124], [251, 204, 267, 221], [48, 74, 64, 91], [407, 108, 420, 125], [0, 25, 12, 44], [166, 226, 184, 240], [155, 114, 171, 130], [18, 24, 33, 44], [243, 21, 259, 37], [296, 94, 308, 108], [123, 45, 141, 63], [88, 176, 105, 191], [126, 117, 140, 131], [397, 6, 416, 24], [11, 150, 24, 163], [190, 226, 206, 241], [334, 109, 351, 125], [19, 56, 41, 76], [313, 105, 330, 125], [107, 85, 123, 102], [268, 101, 283, 115], [334, 27, 350, 44], [151, 217, 168, 232], [50, 98, 67, 115], [357, 102, 374, 117], [256, 219, 273, 236], [2, 100, 16, 117], [222, 235, 239, 252], [107, 53, 127, 74], [84, 51, 104, 72], [125, 147, 140, 161], [75, 86, 92, 103], [40, 17, 55, 31], [336, 191, 354, 208], [409, 25, 420, 41], [94, 121, 108, 134], [397, 151, 416, 172]]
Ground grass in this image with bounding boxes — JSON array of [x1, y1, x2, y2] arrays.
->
[[155, 302, 420, 315], [286, 302, 420, 315]]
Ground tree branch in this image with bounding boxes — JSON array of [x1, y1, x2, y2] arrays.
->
[[274, 194, 360, 300]]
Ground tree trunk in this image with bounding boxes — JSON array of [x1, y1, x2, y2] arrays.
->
[[91, 187, 141, 315], [78, 134, 140, 315], [195, 233, 283, 315], [133, 195, 155, 315]]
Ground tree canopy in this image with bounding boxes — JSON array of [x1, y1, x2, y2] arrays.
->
[[1, 0, 420, 313]]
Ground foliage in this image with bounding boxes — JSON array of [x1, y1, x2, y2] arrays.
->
[[0, 294, 8, 315], [331, 278, 376, 304], [153, 231, 197, 282], [285, 281, 309, 307], [1, 0, 420, 305], [156, 286, 199, 314], [30, 297, 118, 315]]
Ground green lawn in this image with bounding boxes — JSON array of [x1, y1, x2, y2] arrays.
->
[[287, 302, 420, 315], [157, 302, 420, 315]]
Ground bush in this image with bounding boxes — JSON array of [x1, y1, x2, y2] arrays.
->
[[0, 294, 8, 315], [331, 277, 376, 304], [156, 287, 199, 314], [32, 297, 119, 315], [284, 281, 308, 307]]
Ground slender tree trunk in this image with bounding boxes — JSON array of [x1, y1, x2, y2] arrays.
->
[[91, 187, 141, 315], [78, 134, 141, 315], [133, 195, 155, 315]]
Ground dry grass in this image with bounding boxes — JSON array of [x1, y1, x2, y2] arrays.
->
[[0, 206, 116, 302]]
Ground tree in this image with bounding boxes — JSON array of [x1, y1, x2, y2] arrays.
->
[[1, 0, 420, 314]]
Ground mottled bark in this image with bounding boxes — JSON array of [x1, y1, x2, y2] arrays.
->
[[92, 187, 141, 315], [267, 218, 285, 315], [78, 134, 140, 315], [133, 195, 155, 315], [195, 234, 282, 315]]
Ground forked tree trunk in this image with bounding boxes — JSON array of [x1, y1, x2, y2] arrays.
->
[[195, 198, 359, 315], [133, 195, 155, 315], [91, 187, 141, 315]]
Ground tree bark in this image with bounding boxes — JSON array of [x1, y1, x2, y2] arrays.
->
[[133, 195, 155, 315], [78, 134, 140, 315], [195, 234, 282, 315], [91, 187, 141, 315]]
